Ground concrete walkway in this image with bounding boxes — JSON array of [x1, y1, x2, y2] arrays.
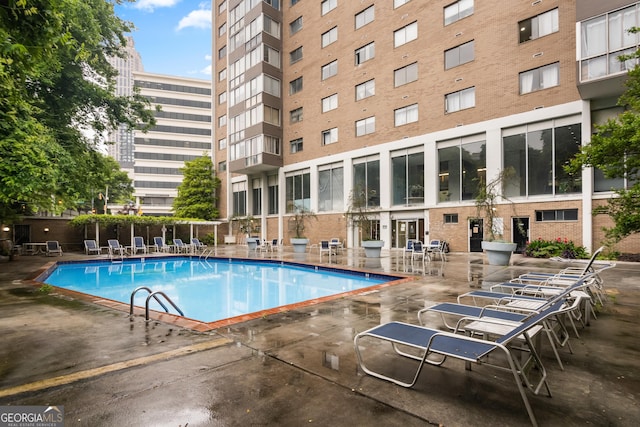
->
[[0, 247, 639, 426]]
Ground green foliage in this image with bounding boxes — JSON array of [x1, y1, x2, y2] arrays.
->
[[524, 238, 589, 259], [69, 214, 203, 228], [566, 36, 640, 242], [0, 0, 154, 223], [172, 155, 220, 220]]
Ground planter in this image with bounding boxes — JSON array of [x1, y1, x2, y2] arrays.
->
[[361, 240, 384, 258], [246, 237, 260, 251], [481, 241, 517, 266], [290, 238, 309, 253]]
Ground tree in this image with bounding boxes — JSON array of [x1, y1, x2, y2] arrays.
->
[[172, 155, 220, 220], [567, 42, 640, 243], [0, 0, 155, 223]]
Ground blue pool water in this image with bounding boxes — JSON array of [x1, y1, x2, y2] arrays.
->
[[42, 257, 394, 323]]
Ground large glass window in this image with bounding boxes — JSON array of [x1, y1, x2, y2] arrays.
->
[[503, 120, 582, 197], [356, 79, 375, 100], [268, 175, 279, 215], [353, 157, 380, 208], [391, 151, 424, 205], [286, 171, 310, 212], [519, 8, 559, 43], [520, 62, 559, 94], [445, 40, 474, 69], [438, 138, 486, 202], [318, 164, 344, 212], [444, 0, 474, 26], [580, 4, 640, 81], [355, 5, 374, 29], [252, 178, 262, 216], [232, 182, 247, 216], [394, 22, 418, 47]]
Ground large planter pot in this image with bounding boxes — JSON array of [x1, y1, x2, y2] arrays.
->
[[246, 237, 260, 251], [290, 238, 309, 253], [481, 241, 517, 266], [361, 240, 384, 258]]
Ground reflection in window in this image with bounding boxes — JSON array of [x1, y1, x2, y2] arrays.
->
[[286, 171, 310, 213], [438, 139, 486, 202], [353, 158, 380, 208], [392, 151, 424, 205], [318, 164, 344, 212]]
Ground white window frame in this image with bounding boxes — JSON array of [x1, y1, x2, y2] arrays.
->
[[322, 27, 338, 48], [355, 42, 375, 65], [322, 93, 338, 113], [394, 62, 418, 87], [444, 0, 474, 26], [394, 104, 418, 126], [519, 62, 559, 94], [322, 0, 337, 15], [322, 128, 338, 145], [356, 79, 375, 100], [355, 5, 375, 30], [445, 40, 474, 69], [322, 60, 338, 80], [356, 116, 375, 136], [445, 87, 475, 113], [394, 22, 418, 47]]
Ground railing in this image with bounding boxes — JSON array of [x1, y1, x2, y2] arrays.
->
[[129, 286, 184, 321]]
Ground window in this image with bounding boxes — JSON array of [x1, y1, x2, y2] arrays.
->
[[394, 62, 418, 87], [535, 209, 578, 221], [445, 40, 474, 69], [218, 138, 227, 150], [219, 1, 227, 14], [503, 120, 582, 197], [444, 0, 474, 26], [438, 137, 485, 202], [355, 42, 375, 65], [318, 164, 344, 212], [218, 91, 227, 104], [353, 157, 380, 208], [444, 213, 459, 224], [355, 5, 374, 29], [264, 0, 280, 10], [394, 22, 417, 47], [268, 175, 279, 215], [232, 182, 247, 216], [356, 117, 375, 136], [580, 4, 640, 82], [356, 79, 375, 100], [286, 170, 311, 212], [291, 0, 300, 5], [218, 45, 227, 59], [322, 128, 338, 145], [290, 46, 303, 63], [290, 138, 303, 153], [445, 87, 475, 113], [252, 180, 262, 215], [391, 150, 424, 205], [322, 0, 337, 15], [263, 105, 280, 125], [218, 114, 227, 127], [394, 104, 418, 126], [322, 60, 338, 80], [290, 107, 303, 123], [322, 27, 338, 47], [218, 161, 226, 172], [290, 77, 303, 94], [218, 23, 226, 37], [321, 93, 338, 112], [520, 62, 559, 94], [394, 0, 412, 8], [219, 68, 226, 81], [290, 16, 303, 34], [519, 8, 559, 43]]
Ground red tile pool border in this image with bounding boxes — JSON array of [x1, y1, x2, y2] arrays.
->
[[27, 257, 416, 332]]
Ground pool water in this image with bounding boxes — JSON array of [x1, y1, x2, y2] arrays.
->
[[42, 257, 394, 323]]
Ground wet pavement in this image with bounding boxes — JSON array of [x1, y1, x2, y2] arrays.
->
[[0, 246, 639, 426]]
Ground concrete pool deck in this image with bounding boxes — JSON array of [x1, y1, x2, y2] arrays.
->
[[1, 246, 639, 426]]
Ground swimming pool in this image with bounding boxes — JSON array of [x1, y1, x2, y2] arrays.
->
[[40, 257, 404, 328]]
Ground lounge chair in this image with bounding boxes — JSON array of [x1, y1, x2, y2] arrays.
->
[[46, 240, 63, 256], [132, 236, 147, 255], [173, 238, 188, 253], [154, 236, 171, 253], [108, 239, 126, 257], [354, 299, 567, 427], [191, 238, 207, 252], [84, 239, 100, 255]]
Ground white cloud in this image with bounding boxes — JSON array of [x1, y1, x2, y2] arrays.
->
[[134, 0, 181, 12], [176, 8, 212, 31], [200, 64, 212, 75]]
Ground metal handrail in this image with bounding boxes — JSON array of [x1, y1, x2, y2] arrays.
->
[[145, 291, 184, 321], [130, 286, 170, 316]]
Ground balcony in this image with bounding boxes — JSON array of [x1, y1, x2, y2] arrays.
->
[[229, 152, 282, 175]]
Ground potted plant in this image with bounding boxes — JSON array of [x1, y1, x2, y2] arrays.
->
[[475, 167, 519, 266], [288, 206, 317, 253], [235, 215, 260, 250], [347, 186, 383, 258]]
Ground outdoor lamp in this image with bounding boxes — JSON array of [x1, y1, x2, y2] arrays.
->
[[44, 227, 50, 233], [2, 226, 9, 232]]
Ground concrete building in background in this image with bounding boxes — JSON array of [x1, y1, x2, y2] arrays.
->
[[210, 0, 638, 253], [106, 36, 144, 168], [131, 72, 212, 216]]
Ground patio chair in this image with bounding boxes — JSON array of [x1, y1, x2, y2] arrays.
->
[[84, 239, 100, 255], [191, 238, 207, 252], [354, 298, 566, 427], [107, 239, 126, 257], [46, 240, 63, 256], [428, 239, 447, 261], [319, 240, 335, 261], [132, 236, 148, 255], [411, 240, 427, 267], [270, 238, 280, 252], [330, 238, 343, 253], [154, 236, 171, 253], [173, 238, 188, 253], [402, 239, 415, 263]]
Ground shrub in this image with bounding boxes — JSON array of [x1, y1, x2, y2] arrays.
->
[[524, 237, 589, 259]]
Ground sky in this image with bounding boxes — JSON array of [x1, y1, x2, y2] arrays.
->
[[115, 0, 212, 79]]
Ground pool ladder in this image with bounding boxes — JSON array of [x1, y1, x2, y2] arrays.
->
[[199, 248, 215, 260], [130, 286, 184, 321]]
